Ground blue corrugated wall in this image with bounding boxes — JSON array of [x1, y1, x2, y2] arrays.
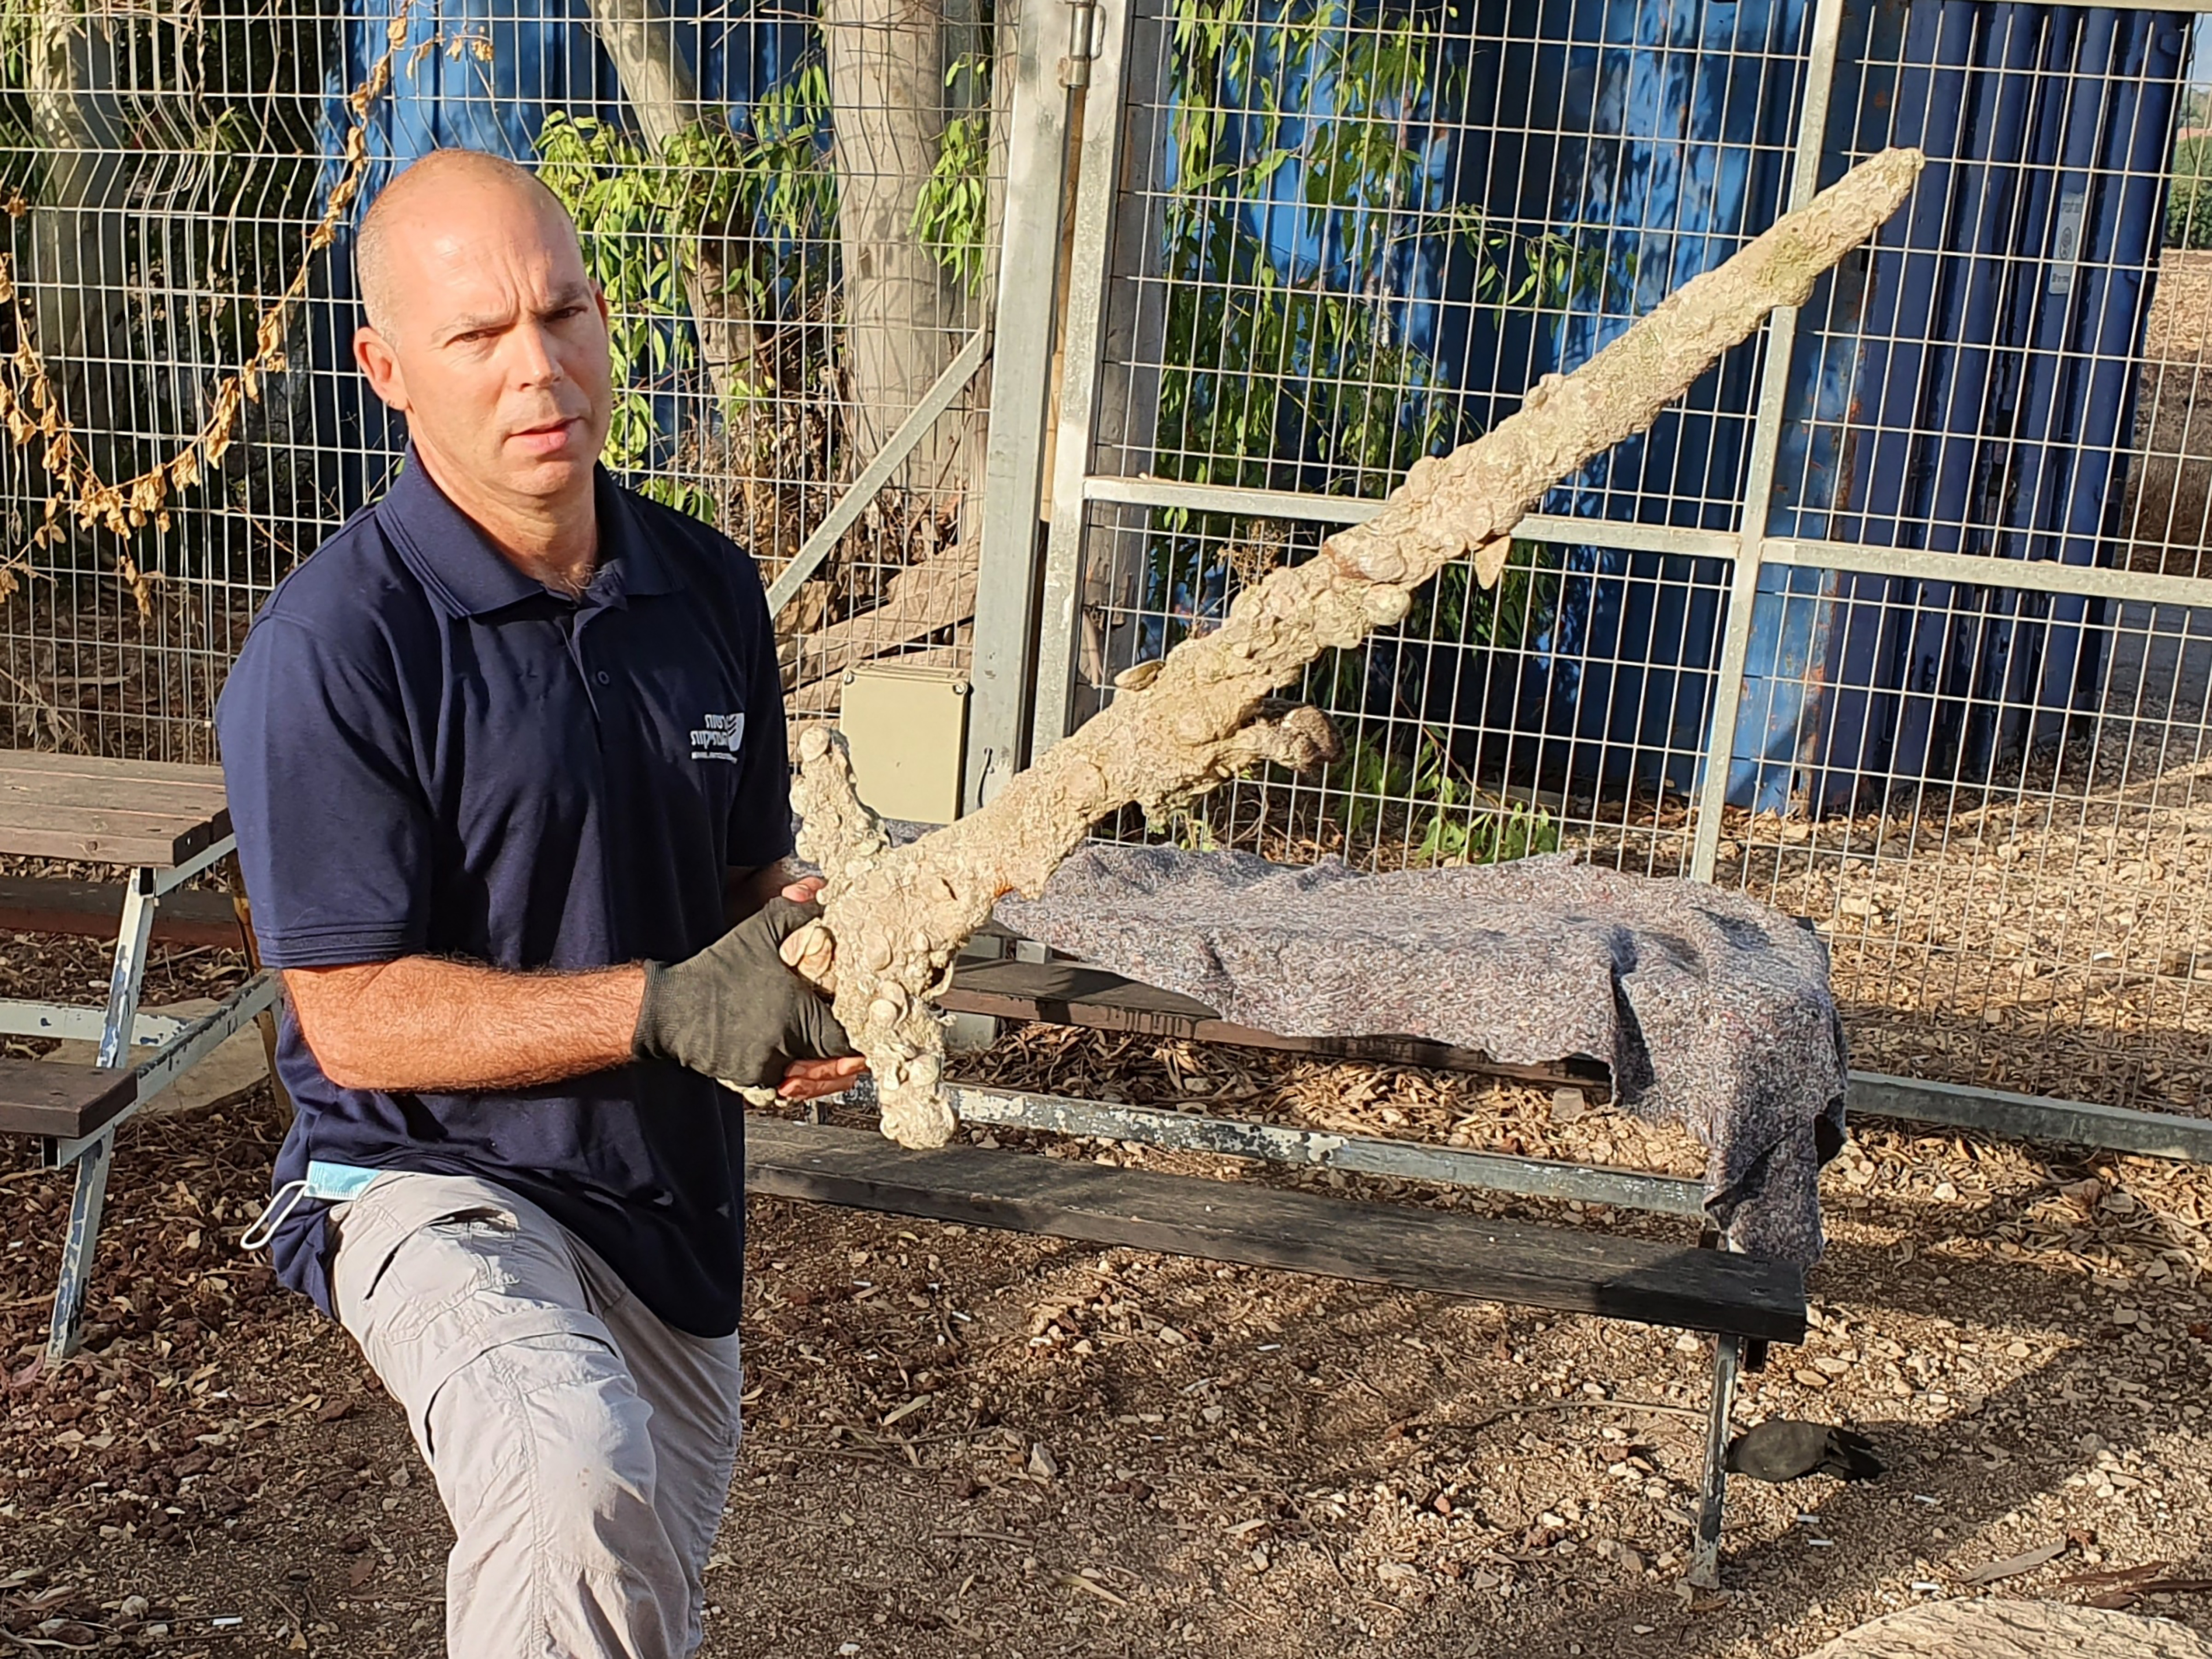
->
[[1752, 1, 2187, 811]]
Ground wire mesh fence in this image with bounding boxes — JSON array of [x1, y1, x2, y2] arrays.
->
[[1070, 499, 1729, 877], [0, 0, 1011, 760], [1091, 0, 1811, 525]]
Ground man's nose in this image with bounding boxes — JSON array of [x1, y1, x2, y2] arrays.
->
[[507, 321, 567, 387]]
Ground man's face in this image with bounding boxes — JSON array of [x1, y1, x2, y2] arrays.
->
[[353, 182, 614, 507]]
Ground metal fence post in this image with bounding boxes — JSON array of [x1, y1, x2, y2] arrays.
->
[[1030, 0, 1134, 754], [1688, 0, 1850, 883], [964, 0, 1079, 811]]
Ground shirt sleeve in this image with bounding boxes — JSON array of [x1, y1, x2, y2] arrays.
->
[[725, 558, 796, 872], [217, 613, 435, 968]]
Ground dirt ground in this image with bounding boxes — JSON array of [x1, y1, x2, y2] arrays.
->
[[2, 935, 2210, 1659]]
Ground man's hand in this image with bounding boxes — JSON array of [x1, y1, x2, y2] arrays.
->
[[778, 1054, 867, 1103], [728, 862, 824, 920], [756, 871, 857, 1099], [634, 898, 856, 1088]]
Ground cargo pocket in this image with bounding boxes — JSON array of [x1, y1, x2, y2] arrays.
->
[[333, 1191, 616, 1468], [359, 1206, 522, 1346]]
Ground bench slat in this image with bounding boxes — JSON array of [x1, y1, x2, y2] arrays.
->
[[0, 1058, 138, 1139], [0, 771, 228, 817], [938, 956, 1612, 1095], [0, 753, 226, 788], [0, 876, 241, 948], [745, 1118, 1805, 1343], [0, 804, 231, 867], [0, 756, 228, 865]]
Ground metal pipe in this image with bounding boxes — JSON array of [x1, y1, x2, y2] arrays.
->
[[839, 1075, 1709, 1215], [1031, 0, 1135, 752], [46, 1133, 111, 1362], [0, 1004, 188, 1044], [1761, 536, 2212, 611], [1078, 474, 1744, 561], [96, 872, 157, 1069], [1689, 0, 1851, 885], [1688, 1332, 1744, 1589], [965, 0, 1078, 808], [1848, 1071, 2212, 1163]]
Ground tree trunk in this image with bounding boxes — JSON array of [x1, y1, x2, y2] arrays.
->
[[582, 0, 751, 409], [21, 0, 132, 493], [785, 148, 1928, 1149], [938, 0, 996, 496], [822, 0, 963, 491]]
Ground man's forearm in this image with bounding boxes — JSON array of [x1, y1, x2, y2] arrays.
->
[[285, 957, 647, 1092]]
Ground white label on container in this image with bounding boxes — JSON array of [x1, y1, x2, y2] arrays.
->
[[2049, 186, 2088, 298]]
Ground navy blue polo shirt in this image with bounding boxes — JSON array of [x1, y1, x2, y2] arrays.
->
[[215, 453, 791, 1338]]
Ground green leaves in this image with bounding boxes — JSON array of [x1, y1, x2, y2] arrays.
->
[[1157, 0, 1456, 499], [537, 112, 703, 482], [1327, 728, 1561, 866], [2170, 133, 2212, 251], [733, 58, 837, 258], [913, 63, 993, 298], [534, 84, 835, 505]]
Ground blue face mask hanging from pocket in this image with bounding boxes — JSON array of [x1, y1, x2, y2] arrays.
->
[[240, 1160, 384, 1251]]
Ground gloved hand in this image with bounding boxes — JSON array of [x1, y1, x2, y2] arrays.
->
[[633, 898, 855, 1088]]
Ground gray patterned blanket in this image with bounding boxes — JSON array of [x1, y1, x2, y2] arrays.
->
[[993, 847, 1847, 1264]]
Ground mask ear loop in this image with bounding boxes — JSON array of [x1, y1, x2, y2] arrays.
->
[[240, 1179, 309, 1253]]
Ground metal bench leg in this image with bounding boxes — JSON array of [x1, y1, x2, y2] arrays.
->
[[45, 875, 155, 1363], [46, 1134, 113, 1362], [1689, 1332, 1744, 1589], [98, 876, 157, 1068]]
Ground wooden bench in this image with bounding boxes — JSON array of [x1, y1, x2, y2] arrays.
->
[[0, 874, 243, 949], [832, 933, 1827, 1585], [751, 1111, 1804, 1587], [0, 753, 280, 1362]]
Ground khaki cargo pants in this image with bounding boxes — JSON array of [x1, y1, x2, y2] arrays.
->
[[328, 1173, 743, 1659]]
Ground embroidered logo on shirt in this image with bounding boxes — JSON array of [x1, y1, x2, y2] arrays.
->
[[690, 711, 746, 763]]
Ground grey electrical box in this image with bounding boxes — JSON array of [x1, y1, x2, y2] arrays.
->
[[837, 662, 972, 825]]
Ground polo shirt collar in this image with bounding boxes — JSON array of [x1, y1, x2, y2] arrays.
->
[[595, 473, 681, 605], [379, 447, 682, 618]]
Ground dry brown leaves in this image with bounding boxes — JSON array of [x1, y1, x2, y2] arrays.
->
[[0, 5, 435, 603]]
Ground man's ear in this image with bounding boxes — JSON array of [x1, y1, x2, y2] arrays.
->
[[354, 325, 410, 412]]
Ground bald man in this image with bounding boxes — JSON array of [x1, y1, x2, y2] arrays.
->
[[219, 149, 862, 1659]]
